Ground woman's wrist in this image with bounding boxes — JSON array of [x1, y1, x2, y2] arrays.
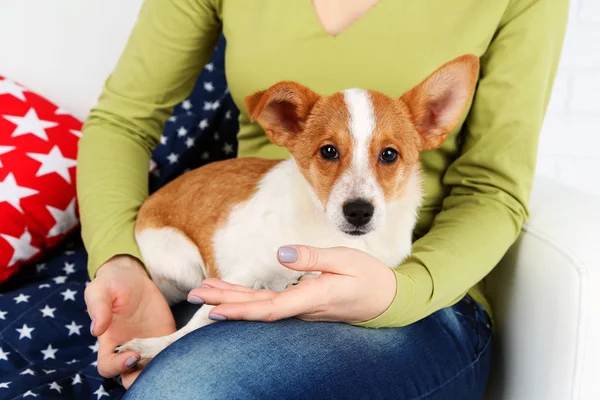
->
[[96, 254, 149, 279]]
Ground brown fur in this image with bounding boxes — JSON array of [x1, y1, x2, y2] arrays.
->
[[135, 158, 281, 278]]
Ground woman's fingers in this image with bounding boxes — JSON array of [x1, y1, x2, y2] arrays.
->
[[84, 279, 113, 337], [277, 245, 361, 276], [209, 284, 319, 322], [200, 278, 256, 293], [188, 287, 277, 305], [96, 337, 140, 378]]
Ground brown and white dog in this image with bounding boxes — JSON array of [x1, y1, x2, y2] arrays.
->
[[116, 54, 479, 365]]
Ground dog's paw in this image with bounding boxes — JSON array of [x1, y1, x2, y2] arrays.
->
[[115, 337, 172, 367]]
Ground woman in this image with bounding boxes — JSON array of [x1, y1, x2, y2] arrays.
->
[[78, 0, 568, 398]]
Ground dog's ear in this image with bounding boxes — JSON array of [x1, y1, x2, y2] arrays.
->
[[400, 54, 479, 151], [244, 81, 320, 147]]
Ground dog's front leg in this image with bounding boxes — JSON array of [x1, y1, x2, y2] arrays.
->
[[115, 305, 216, 367]]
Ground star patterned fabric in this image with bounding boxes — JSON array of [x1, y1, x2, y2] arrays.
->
[[0, 74, 82, 283], [0, 36, 240, 398]]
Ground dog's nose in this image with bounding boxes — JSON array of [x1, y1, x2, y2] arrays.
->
[[343, 200, 374, 228]]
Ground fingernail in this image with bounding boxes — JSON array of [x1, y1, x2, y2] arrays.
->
[[125, 356, 139, 368], [201, 284, 211, 288], [208, 313, 227, 321], [188, 296, 205, 305], [90, 320, 95, 336], [278, 246, 298, 263]]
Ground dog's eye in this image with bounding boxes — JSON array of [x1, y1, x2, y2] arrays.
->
[[380, 148, 399, 164], [320, 145, 339, 160]]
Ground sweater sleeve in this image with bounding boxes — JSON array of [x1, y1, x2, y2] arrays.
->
[[356, 0, 569, 328], [77, 0, 222, 279]]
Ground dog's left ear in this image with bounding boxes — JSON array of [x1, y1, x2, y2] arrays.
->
[[400, 54, 480, 151], [245, 81, 320, 147]]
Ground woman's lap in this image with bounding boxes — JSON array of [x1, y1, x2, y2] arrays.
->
[[123, 295, 493, 400]]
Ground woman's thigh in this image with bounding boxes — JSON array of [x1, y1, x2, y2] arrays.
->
[[123, 295, 493, 400]]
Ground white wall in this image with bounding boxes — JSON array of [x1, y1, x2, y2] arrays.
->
[[1, 0, 597, 194], [536, 0, 600, 195]]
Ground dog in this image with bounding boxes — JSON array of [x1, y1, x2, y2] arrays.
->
[[115, 54, 479, 366]]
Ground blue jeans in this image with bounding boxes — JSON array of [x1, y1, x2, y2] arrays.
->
[[123, 294, 493, 399]]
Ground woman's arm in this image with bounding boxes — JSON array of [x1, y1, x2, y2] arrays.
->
[[77, 0, 222, 279], [355, 0, 569, 328]]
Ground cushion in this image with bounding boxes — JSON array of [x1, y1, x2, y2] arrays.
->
[[0, 75, 82, 283]]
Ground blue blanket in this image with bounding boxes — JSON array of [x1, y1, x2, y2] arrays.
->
[[0, 36, 239, 400]]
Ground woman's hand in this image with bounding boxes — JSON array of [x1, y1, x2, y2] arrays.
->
[[84, 255, 176, 389], [187, 246, 397, 324]]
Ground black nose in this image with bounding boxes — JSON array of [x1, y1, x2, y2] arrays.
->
[[343, 200, 374, 228]]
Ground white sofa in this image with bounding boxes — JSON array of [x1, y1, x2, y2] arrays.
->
[[2, 2, 598, 399]]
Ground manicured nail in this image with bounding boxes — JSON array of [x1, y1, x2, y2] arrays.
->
[[208, 313, 227, 321], [201, 284, 211, 288], [125, 356, 139, 368], [188, 296, 205, 305], [90, 320, 95, 336], [278, 246, 298, 263]]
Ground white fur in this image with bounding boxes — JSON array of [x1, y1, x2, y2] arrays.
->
[[326, 89, 386, 234]]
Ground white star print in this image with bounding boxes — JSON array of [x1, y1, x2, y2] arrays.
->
[[53, 276, 67, 284], [0, 381, 10, 389], [60, 288, 77, 301], [201, 152, 210, 160], [65, 321, 83, 336], [3, 108, 58, 141], [0, 310, 6, 320], [213, 132, 220, 141], [14, 293, 30, 303], [203, 81, 214, 92], [54, 107, 70, 115], [177, 126, 188, 137], [46, 199, 78, 237], [64, 249, 75, 255], [49, 382, 62, 393], [41, 344, 58, 360], [36, 263, 46, 273], [90, 360, 98, 367], [27, 145, 77, 183], [0, 145, 15, 168], [63, 262, 76, 275], [167, 153, 179, 164], [205, 62, 214, 71], [38, 283, 51, 289], [40, 305, 56, 318], [168, 116, 177, 122], [43, 369, 56, 374], [94, 385, 109, 399], [66, 358, 79, 365], [1, 229, 39, 267], [185, 137, 195, 148], [72, 374, 82, 385], [212, 100, 220, 110], [0, 347, 10, 361], [23, 390, 39, 397], [223, 143, 234, 155], [0, 78, 27, 101], [69, 129, 83, 138], [89, 341, 99, 353], [182, 99, 192, 110], [20, 368, 36, 376], [160, 135, 168, 145], [199, 119, 209, 130], [0, 173, 39, 213], [225, 110, 232, 119], [16, 323, 35, 339], [203, 101, 212, 111]]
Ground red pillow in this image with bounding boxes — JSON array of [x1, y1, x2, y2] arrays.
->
[[0, 76, 82, 283]]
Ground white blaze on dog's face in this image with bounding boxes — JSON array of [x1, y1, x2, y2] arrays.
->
[[245, 55, 480, 236]]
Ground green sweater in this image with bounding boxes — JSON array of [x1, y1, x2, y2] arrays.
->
[[77, 0, 568, 328]]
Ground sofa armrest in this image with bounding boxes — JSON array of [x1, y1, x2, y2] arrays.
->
[[484, 176, 600, 400]]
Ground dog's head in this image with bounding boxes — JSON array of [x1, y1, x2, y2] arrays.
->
[[245, 55, 479, 237]]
